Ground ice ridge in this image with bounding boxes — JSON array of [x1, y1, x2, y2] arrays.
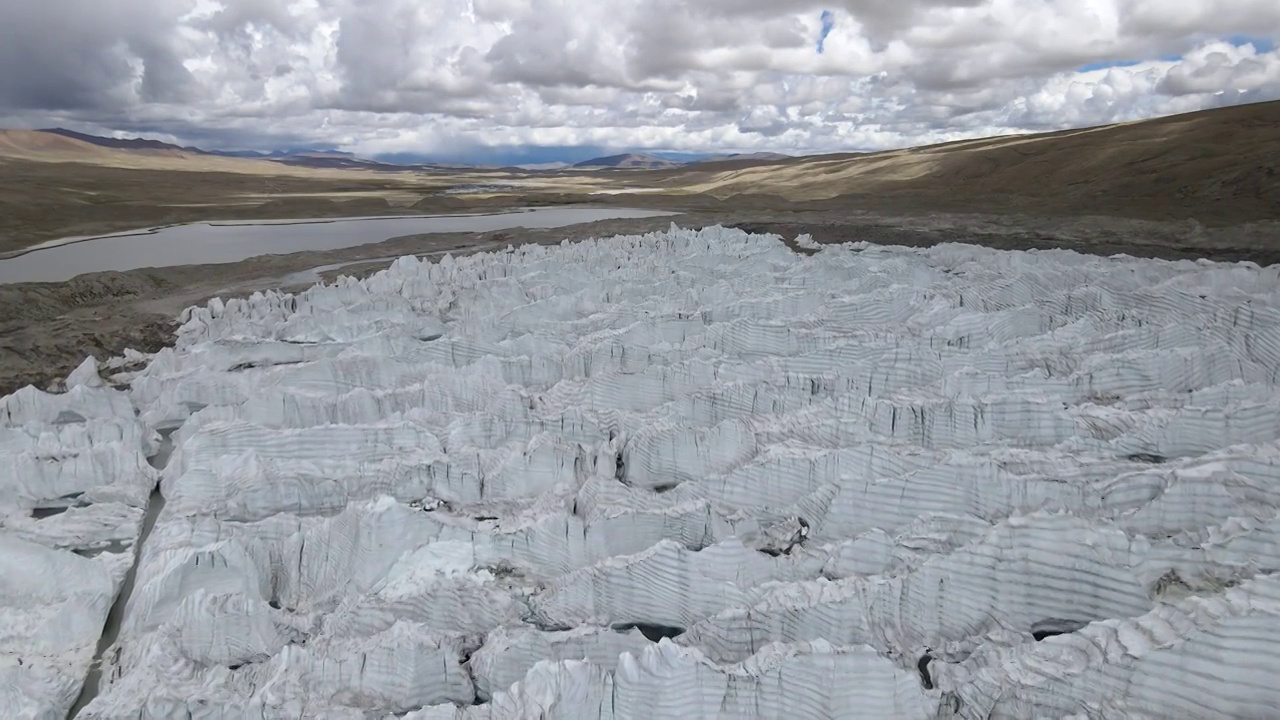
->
[[3, 226, 1279, 718]]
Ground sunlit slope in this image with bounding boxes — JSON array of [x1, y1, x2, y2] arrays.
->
[[664, 100, 1280, 220]]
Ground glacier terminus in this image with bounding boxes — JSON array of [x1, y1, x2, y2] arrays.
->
[[3, 225, 1280, 719]]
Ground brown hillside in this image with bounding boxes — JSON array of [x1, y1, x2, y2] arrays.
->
[[0, 130, 121, 160], [665, 100, 1280, 224]]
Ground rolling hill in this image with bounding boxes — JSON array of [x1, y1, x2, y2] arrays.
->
[[0, 129, 139, 162], [691, 151, 791, 164], [659, 100, 1280, 223], [40, 128, 198, 154], [572, 153, 684, 170], [3, 100, 1278, 230]]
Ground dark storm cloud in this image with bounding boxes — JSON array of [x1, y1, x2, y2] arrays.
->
[[0, 0, 174, 111], [132, 39, 202, 104]]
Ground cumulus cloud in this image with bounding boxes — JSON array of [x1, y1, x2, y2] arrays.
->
[[0, 0, 1277, 159]]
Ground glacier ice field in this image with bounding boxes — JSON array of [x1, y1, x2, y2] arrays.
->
[[3, 224, 1280, 719]]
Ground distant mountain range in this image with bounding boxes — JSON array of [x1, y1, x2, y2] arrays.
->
[[43, 128, 346, 160], [571, 151, 792, 170], [41, 128, 201, 154], [573, 153, 684, 170], [695, 151, 792, 164], [37, 129, 459, 172], [513, 162, 572, 171], [23, 128, 791, 171]]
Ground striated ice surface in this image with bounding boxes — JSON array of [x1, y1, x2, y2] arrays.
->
[[1, 357, 158, 719], [404, 639, 937, 720], [5, 226, 1280, 718]]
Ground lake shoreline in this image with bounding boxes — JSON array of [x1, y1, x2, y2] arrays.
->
[[0, 206, 675, 283], [2, 207, 1277, 396], [0, 213, 696, 395], [0, 209, 541, 260]]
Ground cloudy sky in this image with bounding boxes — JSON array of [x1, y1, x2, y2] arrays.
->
[[2, 0, 1278, 163]]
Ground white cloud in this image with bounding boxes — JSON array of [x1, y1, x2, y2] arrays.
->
[[1159, 41, 1280, 95], [0, 0, 1277, 158]]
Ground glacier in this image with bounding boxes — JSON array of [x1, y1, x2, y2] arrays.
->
[[3, 224, 1280, 718]]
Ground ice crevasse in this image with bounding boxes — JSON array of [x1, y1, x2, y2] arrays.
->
[[2, 224, 1280, 719]]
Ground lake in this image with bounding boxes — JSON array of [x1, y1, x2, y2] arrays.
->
[[0, 207, 676, 284]]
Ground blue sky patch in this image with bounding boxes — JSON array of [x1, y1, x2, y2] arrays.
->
[[817, 10, 835, 54], [1077, 58, 1144, 72], [1224, 35, 1276, 52], [1078, 35, 1274, 73], [1077, 53, 1182, 72]]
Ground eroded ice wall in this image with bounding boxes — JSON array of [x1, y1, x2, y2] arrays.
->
[[8, 225, 1279, 718], [0, 357, 159, 718]]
